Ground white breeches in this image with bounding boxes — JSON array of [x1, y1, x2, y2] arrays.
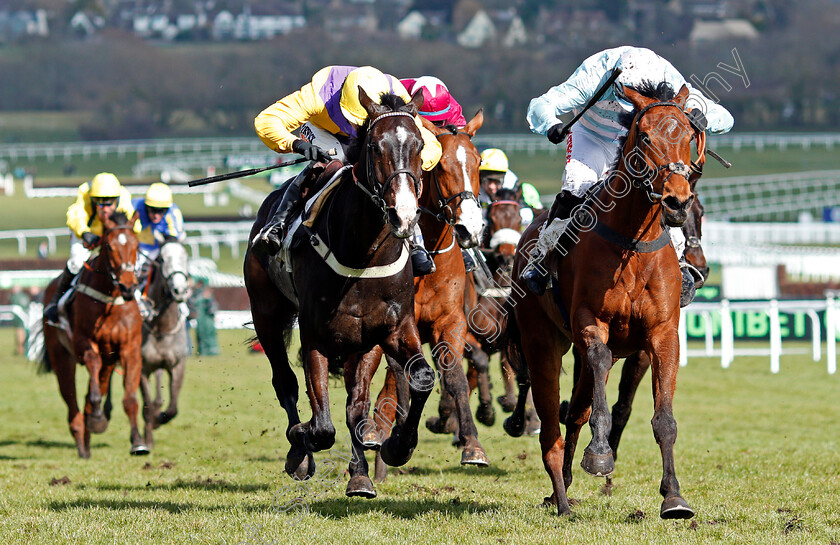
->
[[562, 127, 621, 198]]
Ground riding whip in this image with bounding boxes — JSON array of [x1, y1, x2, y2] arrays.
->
[[555, 68, 623, 143], [187, 148, 337, 187]]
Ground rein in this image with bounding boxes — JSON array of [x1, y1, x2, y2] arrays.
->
[[80, 224, 137, 299]]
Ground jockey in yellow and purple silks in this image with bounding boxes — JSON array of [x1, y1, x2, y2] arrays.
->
[[45, 172, 139, 324], [251, 65, 443, 276]]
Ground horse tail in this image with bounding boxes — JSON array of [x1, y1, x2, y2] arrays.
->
[[24, 309, 49, 373], [500, 298, 528, 385]]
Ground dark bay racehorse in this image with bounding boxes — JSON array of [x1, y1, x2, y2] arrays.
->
[[136, 240, 191, 448], [244, 90, 435, 494], [365, 113, 489, 488], [506, 83, 697, 518], [41, 212, 147, 458]]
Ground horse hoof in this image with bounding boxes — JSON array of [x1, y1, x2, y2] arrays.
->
[[130, 444, 151, 456], [380, 438, 413, 467], [86, 414, 109, 434], [156, 411, 175, 427], [346, 475, 376, 498], [497, 395, 516, 413], [503, 416, 525, 438], [286, 451, 316, 481], [476, 403, 496, 427], [460, 446, 489, 467], [425, 416, 457, 435], [580, 448, 614, 477], [660, 496, 695, 519], [361, 428, 382, 450]]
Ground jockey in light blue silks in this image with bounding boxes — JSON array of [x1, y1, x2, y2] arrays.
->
[[133, 183, 185, 315], [519, 46, 734, 303]]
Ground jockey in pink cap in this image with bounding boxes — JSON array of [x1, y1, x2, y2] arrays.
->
[[400, 76, 467, 127]]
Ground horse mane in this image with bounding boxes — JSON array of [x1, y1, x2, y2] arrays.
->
[[495, 188, 517, 201], [108, 211, 130, 226], [610, 80, 679, 173], [345, 92, 410, 165]]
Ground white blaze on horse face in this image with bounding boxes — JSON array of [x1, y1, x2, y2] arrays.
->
[[392, 125, 418, 236], [117, 233, 127, 245], [455, 145, 483, 243]]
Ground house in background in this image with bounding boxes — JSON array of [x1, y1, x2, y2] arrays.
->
[[457, 9, 526, 48]]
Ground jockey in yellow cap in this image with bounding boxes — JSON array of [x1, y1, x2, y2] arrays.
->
[[45, 173, 140, 324], [251, 65, 443, 275]]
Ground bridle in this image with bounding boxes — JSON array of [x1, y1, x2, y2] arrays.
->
[[355, 111, 423, 221], [629, 101, 693, 203], [420, 128, 480, 226], [89, 224, 137, 296]]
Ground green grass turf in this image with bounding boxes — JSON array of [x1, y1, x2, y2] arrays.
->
[[1, 329, 838, 544]]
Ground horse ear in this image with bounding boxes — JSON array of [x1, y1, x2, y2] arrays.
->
[[462, 108, 484, 137], [620, 84, 655, 111], [419, 115, 444, 135], [358, 86, 374, 113], [673, 84, 690, 109], [408, 89, 424, 115], [130, 210, 139, 227]]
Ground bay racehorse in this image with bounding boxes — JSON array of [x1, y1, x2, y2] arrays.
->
[[136, 240, 191, 448], [365, 113, 489, 488], [505, 82, 698, 518], [244, 90, 435, 494], [41, 211, 147, 458]]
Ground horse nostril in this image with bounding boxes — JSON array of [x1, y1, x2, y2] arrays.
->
[[453, 224, 470, 241], [663, 196, 682, 211], [387, 208, 401, 227]]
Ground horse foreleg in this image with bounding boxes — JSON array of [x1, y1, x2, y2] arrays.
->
[[52, 349, 88, 458], [157, 359, 185, 427], [288, 346, 335, 453], [121, 344, 149, 456], [344, 348, 382, 498], [138, 371, 155, 449], [152, 368, 165, 418], [648, 333, 694, 519], [80, 346, 108, 435], [469, 346, 495, 427], [379, 322, 435, 467], [432, 320, 488, 466]]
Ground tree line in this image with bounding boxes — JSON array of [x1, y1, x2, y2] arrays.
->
[[1, 3, 838, 141]]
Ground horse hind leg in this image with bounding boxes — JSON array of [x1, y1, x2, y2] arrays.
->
[[609, 351, 650, 460], [138, 371, 156, 449]]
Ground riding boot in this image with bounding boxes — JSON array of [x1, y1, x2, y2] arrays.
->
[[411, 243, 436, 276], [520, 190, 583, 295], [44, 266, 75, 324], [462, 249, 476, 273], [252, 165, 312, 257]]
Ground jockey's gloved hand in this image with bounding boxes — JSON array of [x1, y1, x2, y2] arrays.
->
[[686, 108, 708, 132], [82, 232, 100, 249], [292, 139, 331, 163], [546, 122, 566, 144]]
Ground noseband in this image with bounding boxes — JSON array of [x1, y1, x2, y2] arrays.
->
[[421, 128, 480, 226], [355, 111, 422, 220], [630, 101, 692, 203]]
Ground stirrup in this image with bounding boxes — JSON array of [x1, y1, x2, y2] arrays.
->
[[462, 250, 476, 273], [252, 222, 284, 256]]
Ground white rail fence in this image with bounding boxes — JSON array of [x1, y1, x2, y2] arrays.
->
[[680, 298, 839, 374], [2, 133, 838, 164]]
